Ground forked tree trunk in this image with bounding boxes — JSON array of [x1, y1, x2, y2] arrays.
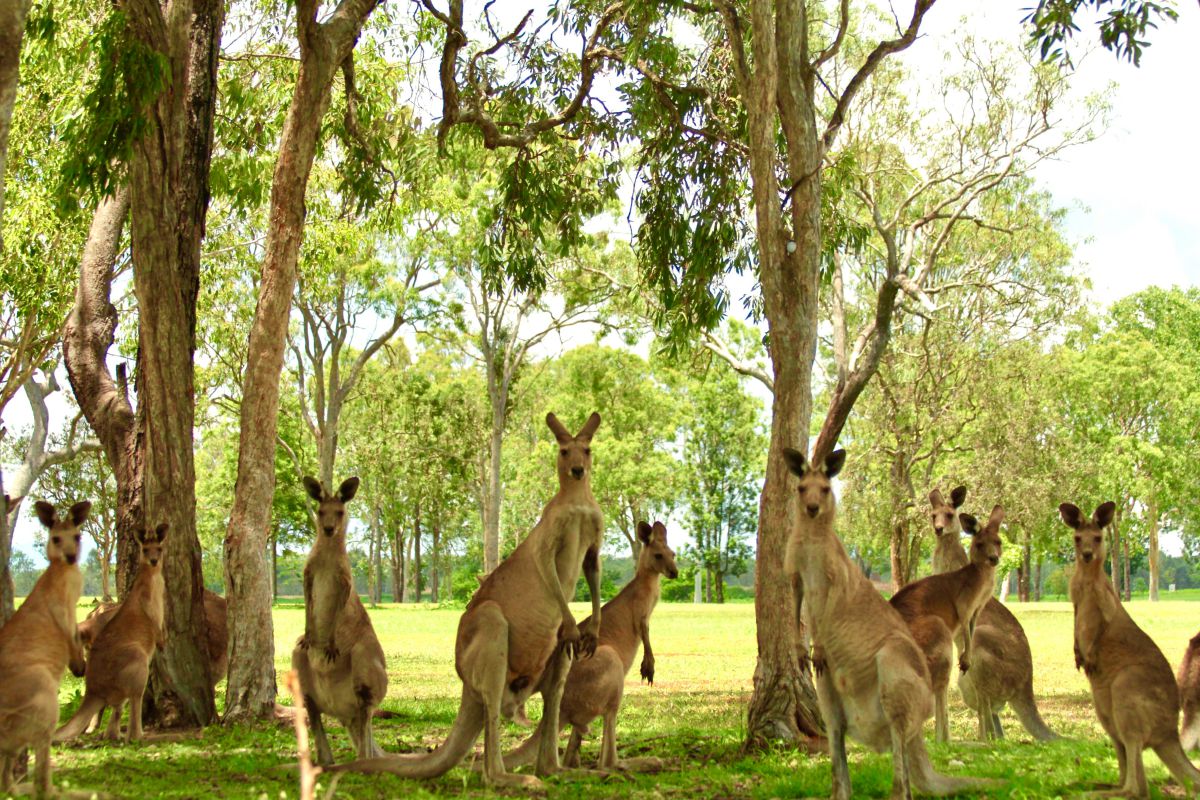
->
[[221, 0, 382, 723], [482, 395, 504, 573], [62, 188, 145, 600]]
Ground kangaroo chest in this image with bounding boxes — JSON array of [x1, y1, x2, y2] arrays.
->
[[552, 502, 601, 591], [307, 550, 350, 623]]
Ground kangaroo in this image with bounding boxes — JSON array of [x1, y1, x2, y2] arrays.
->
[[890, 504, 1004, 743], [289, 476, 388, 766], [784, 449, 988, 799], [330, 412, 605, 789], [56, 522, 168, 743], [927, 488, 1057, 742], [79, 589, 227, 683], [504, 519, 677, 772], [1179, 631, 1200, 751], [73, 589, 228, 736], [0, 500, 89, 798], [1062, 500, 1200, 797]]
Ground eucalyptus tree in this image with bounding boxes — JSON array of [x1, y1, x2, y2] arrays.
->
[[427, 152, 627, 573], [220, 0, 412, 722], [680, 366, 766, 602], [414, 0, 1110, 745], [1024, 0, 1183, 66], [0, 0, 31, 247]]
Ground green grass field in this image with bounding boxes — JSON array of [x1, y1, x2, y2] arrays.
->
[[20, 599, 1200, 799]]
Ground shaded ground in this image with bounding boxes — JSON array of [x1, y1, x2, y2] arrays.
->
[[26, 600, 1200, 798]]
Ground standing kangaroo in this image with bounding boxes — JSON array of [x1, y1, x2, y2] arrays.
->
[[291, 476, 388, 766], [890, 504, 1004, 743], [1062, 501, 1200, 797], [0, 500, 89, 798], [56, 523, 168, 743], [784, 449, 987, 799], [331, 412, 605, 789], [1178, 631, 1200, 750], [927, 488, 1057, 741], [504, 519, 677, 772]]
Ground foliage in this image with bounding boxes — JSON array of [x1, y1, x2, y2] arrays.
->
[[1024, 0, 1181, 66]]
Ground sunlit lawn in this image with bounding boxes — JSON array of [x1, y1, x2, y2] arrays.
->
[[24, 599, 1200, 798]]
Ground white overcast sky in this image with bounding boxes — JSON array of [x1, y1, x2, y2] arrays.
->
[[6, 0, 1198, 560]]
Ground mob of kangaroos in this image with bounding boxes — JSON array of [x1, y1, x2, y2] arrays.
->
[[329, 412, 605, 789], [927, 487, 1057, 741], [782, 448, 992, 800]]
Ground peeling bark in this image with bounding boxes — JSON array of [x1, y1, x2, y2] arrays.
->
[[0, 0, 32, 248]]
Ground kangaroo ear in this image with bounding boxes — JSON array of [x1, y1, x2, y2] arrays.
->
[[155, 522, 170, 542], [950, 486, 967, 509], [69, 501, 93, 527], [637, 521, 653, 545], [986, 505, 1005, 531], [824, 449, 847, 479], [337, 477, 360, 503], [576, 412, 601, 442], [652, 520, 668, 541], [135, 527, 147, 544], [302, 476, 324, 502], [546, 413, 572, 444], [1059, 503, 1084, 530], [928, 488, 945, 509], [959, 513, 978, 534], [782, 448, 808, 477], [1093, 501, 1116, 530], [33, 501, 56, 529]]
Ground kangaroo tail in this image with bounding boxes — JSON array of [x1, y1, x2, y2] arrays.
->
[[503, 726, 543, 770], [1010, 681, 1061, 741], [908, 736, 1000, 796], [328, 686, 485, 778], [55, 694, 105, 741], [1156, 738, 1200, 792]]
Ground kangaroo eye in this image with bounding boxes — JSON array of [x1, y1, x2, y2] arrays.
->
[[584, 448, 591, 456], [654, 553, 663, 560], [821, 487, 830, 495], [52, 537, 61, 544], [560, 448, 568, 456], [75, 535, 82, 543]]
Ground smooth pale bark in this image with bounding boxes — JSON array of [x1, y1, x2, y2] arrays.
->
[[221, 0, 382, 723], [0, 0, 31, 248], [1148, 495, 1160, 601], [483, 396, 505, 573]]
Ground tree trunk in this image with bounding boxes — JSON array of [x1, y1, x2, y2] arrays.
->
[[430, 516, 440, 603], [121, 0, 224, 729], [100, 552, 112, 602], [1019, 531, 1031, 602], [1123, 534, 1131, 602], [1034, 558, 1042, 602], [389, 524, 402, 603], [222, 0, 382, 723], [270, 528, 277, 600], [62, 188, 145, 602], [0, 484, 13, 622], [482, 397, 504, 574], [413, 506, 422, 602], [1148, 496, 1159, 602], [0, 0, 31, 248], [999, 571, 1012, 602]]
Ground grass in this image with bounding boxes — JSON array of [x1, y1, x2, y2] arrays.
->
[[18, 599, 1200, 799]]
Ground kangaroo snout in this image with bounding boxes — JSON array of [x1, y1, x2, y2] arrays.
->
[[66, 555, 77, 565], [1082, 551, 1094, 563], [323, 526, 335, 536], [571, 466, 584, 479], [806, 504, 820, 518], [988, 555, 999, 566]]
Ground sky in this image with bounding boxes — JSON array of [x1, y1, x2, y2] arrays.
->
[[6, 0, 1199, 561]]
